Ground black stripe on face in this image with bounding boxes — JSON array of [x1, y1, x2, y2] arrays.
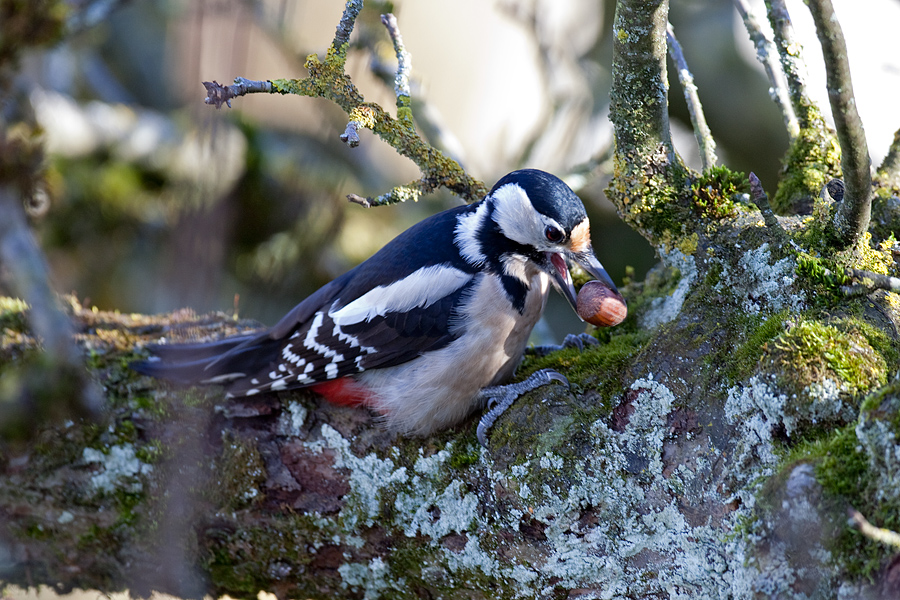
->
[[472, 203, 545, 314]]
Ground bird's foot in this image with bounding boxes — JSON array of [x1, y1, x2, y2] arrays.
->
[[528, 333, 599, 357], [476, 368, 570, 448]]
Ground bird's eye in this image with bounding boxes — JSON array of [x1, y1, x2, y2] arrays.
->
[[544, 225, 565, 243]]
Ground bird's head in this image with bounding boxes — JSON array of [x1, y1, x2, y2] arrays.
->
[[456, 169, 618, 318]]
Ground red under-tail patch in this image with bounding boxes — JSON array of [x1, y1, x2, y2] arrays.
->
[[310, 378, 371, 407]]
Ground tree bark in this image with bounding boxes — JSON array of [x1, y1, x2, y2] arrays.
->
[[3, 0, 900, 598]]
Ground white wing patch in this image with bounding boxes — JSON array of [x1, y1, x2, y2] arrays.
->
[[329, 265, 473, 326]]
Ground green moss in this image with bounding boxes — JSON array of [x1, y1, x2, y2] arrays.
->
[[765, 319, 885, 395], [689, 165, 750, 220], [448, 441, 480, 470], [606, 152, 692, 247], [811, 425, 888, 580], [771, 120, 842, 215], [723, 310, 788, 384], [519, 331, 650, 401], [795, 253, 849, 301]]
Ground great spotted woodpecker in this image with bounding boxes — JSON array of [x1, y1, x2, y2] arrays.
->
[[132, 169, 619, 443]]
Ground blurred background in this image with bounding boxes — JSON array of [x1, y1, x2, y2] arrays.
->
[[6, 0, 900, 340]]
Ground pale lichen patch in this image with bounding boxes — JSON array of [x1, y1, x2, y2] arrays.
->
[[82, 444, 153, 493], [641, 249, 698, 329]]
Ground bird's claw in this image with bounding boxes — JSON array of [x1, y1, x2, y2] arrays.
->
[[527, 332, 599, 356], [476, 368, 570, 448]]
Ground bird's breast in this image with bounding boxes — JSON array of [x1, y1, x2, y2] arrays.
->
[[356, 270, 550, 435]]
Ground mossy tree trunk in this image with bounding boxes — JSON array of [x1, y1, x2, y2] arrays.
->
[[3, 1, 900, 599]]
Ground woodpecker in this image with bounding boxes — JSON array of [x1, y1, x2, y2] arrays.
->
[[132, 169, 619, 441]]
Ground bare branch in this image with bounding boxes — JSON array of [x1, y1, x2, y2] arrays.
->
[[765, 0, 816, 129], [748, 172, 786, 236], [734, 0, 799, 140], [848, 508, 900, 549], [202, 78, 272, 109], [806, 0, 872, 247], [666, 22, 717, 171]]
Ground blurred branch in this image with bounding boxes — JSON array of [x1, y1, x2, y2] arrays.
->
[[734, 0, 799, 140], [666, 22, 717, 171], [64, 0, 133, 35], [876, 128, 900, 188], [202, 0, 487, 206], [0, 185, 103, 434], [765, 0, 817, 130], [806, 0, 871, 248]]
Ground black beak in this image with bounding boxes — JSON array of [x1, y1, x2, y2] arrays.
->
[[546, 250, 618, 317]]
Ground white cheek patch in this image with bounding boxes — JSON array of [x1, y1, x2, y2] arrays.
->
[[454, 202, 490, 267], [491, 183, 562, 250], [330, 265, 473, 326]]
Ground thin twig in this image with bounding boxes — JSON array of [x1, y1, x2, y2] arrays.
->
[[332, 0, 363, 53], [380, 13, 413, 130], [806, 0, 872, 248], [346, 181, 425, 208], [842, 268, 900, 296], [765, 0, 815, 130], [666, 22, 717, 171], [748, 172, 786, 236], [201, 0, 487, 205], [848, 508, 900, 549], [734, 0, 799, 140]]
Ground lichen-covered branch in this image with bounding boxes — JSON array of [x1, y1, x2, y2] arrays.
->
[[763, 0, 842, 218], [380, 13, 413, 131], [765, 0, 817, 130], [806, 0, 872, 248], [734, 0, 799, 140], [331, 0, 363, 55], [666, 22, 716, 171], [607, 0, 686, 246], [201, 1, 487, 205], [609, 0, 674, 164]]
